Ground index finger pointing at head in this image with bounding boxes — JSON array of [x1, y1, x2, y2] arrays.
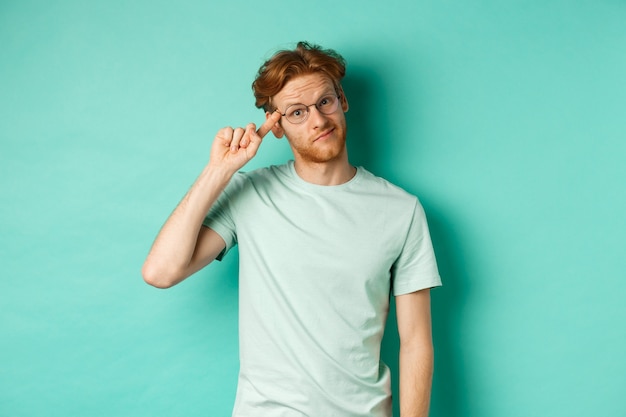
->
[[256, 110, 282, 139]]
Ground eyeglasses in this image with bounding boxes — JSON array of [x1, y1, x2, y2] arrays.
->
[[276, 94, 340, 124]]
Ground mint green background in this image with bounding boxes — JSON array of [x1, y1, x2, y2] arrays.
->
[[1, 1, 625, 416]]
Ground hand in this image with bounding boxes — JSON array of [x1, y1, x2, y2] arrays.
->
[[209, 111, 281, 176]]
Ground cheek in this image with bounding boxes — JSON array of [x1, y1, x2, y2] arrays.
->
[[283, 126, 305, 142]]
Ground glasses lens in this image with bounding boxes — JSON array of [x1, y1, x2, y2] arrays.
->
[[283, 95, 340, 124], [285, 105, 308, 124], [317, 95, 339, 114]]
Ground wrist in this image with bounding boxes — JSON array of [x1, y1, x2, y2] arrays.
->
[[194, 164, 235, 198]]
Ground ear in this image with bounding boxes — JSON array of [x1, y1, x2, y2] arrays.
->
[[338, 86, 349, 112], [266, 111, 284, 138]]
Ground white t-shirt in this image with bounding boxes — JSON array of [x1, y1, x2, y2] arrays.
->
[[203, 161, 441, 417]]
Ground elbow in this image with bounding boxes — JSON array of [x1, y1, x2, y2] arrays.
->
[[400, 340, 434, 364], [141, 261, 178, 289], [399, 334, 434, 357], [400, 336, 434, 352]]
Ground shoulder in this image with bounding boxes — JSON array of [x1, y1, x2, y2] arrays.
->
[[356, 168, 419, 205], [226, 163, 291, 193], [237, 163, 289, 182]]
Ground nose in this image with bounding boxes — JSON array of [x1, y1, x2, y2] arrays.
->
[[307, 104, 328, 127]]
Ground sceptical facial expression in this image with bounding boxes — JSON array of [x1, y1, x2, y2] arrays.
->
[[267, 73, 349, 165]]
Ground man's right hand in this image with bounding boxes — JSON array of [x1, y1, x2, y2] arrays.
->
[[209, 110, 282, 175], [142, 110, 282, 289]]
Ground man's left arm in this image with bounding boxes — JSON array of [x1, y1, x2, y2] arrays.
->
[[396, 288, 434, 417]]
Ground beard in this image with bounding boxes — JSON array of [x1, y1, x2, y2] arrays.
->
[[286, 121, 348, 164]]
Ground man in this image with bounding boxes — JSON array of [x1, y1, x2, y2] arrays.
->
[[142, 41, 441, 417]]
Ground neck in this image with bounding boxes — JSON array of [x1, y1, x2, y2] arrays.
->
[[293, 156, 356, 186]]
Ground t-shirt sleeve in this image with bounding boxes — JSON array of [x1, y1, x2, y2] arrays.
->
[[201, 173, 245, 261], [391, 199, 442, 295]]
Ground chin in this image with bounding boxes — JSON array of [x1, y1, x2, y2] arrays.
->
[[301, 143, 347, 164]]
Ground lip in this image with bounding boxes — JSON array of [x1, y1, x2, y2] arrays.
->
[[314, 128, 335, 141]]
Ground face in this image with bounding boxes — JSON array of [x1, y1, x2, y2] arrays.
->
[[267, 73, 349, 165]]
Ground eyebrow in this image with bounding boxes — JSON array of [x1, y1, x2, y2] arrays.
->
[[282, 89, 337, 109]]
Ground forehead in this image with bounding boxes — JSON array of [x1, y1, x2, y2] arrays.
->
[[273, 73, 335, 106]]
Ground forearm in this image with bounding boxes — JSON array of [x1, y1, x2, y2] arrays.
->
[[399, 341, 434, 417], [142, 114, 280, 288], [142, 164, 231, 287]]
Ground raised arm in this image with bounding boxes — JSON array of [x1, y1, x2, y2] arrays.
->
[[141, 112, 281, 288], [396, 288, 434, 417]]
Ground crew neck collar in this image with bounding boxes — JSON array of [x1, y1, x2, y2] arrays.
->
[[285, 160, 361, 190]]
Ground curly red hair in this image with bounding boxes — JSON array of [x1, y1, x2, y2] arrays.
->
[[252, 41, 346, 112]]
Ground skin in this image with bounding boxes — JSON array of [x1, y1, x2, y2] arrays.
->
[[397, 289, 434, 417], [267, 73, 355, 185], [142, 72, 434, 417]]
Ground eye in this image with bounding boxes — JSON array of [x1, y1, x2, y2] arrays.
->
[[288, 106, 306, 119], [318, 96, 334, 108]]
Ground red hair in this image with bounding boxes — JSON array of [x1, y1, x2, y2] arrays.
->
[[252, 41, 346, 112]]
